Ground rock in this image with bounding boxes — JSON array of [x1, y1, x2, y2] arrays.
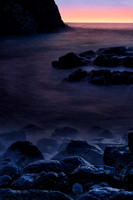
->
[[52, 53, 86, 69], [52, 140, 103, 165], [60, 156, 90, 173], [79, 50, 95, 59], [52, 127, 80, 138], [0, 175, 11, 187], [0, 159, 18, 177], [36, 137, 58, 153], [128, 131, 133, 152], [100, 129, 114, 139], [120, 162, 133, 190], [97, 46, 127, 56], [76, 193, 98, 200], [123, 56, 133, 68], [66, 70, 88, 82], [33, 172, 58, 190], [0, 188, 73, 200], [1, 141, 44, 167], [12, 173, 36, 189], [103, 145, 133, 167], [89, 69, 112, 85], [110, 191, 133, 200], [22, 160, 62, 174], [93, 55, 121, 67], [0, 0, 66, 35], [72, 183, 83, 195]]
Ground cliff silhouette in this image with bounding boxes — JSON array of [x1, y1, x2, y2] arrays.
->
[[0, 0, 66, 35]]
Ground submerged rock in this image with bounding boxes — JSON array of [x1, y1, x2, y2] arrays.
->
[[52, 140, 103, 165], [52, 127, 80, 138], [0, 0, 66, 35], [1, 141, 44, 167], [52, 53, 86, 69]]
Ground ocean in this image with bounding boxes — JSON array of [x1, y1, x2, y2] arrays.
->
[[0, 23, 133, 137]]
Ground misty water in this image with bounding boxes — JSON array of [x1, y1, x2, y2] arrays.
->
[[0, 23, 133, 141]]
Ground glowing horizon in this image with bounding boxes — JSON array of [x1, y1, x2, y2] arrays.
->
[[55, 0, 133, 23], [60, 8, 133, 23]]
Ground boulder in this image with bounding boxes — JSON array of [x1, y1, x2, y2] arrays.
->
[[97, 46, 127, 56], [66, 70, 88, 82], [0, 0, 66, 35], [52, 53, 86, 69], [36, 137, 58, 153], [76, 193, 98, 200], [100, 129, 114, 139], [72, 183, 83, 195], [0, 188, 73, 200], [120, 162, 133, 190], [1, 141, 44, 167], [79, 50, 95, 59], [52, 127, 80, 138], [0, 175, 11, 187], [93, 55, 121, 67], [22, 160, 62, 174], [123, 56, 133, 68], [52, 140, 103, 165], [12, 173, 37, 189], [0, 159, 18, 177]]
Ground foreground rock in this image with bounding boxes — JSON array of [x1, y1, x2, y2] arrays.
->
[[0, 0, 66, 35], [52, 140, 103, 165], [0, 189, 73, 200], [52, 53, 87, 69], [1, 141, 44, 167]]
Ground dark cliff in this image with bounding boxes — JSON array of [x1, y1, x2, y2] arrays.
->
[[0, 0, 66, 35]]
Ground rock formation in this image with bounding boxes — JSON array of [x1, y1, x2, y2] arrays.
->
[[0, 0, 66, 35]]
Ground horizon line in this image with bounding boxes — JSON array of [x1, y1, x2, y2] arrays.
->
[[65, 22, 133, 23]]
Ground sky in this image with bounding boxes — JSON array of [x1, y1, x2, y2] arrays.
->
[[55, 0, 133, 22]]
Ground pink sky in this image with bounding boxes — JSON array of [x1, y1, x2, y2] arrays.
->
[[60, 8, 133, 23]]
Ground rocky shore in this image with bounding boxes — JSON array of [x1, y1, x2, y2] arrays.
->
[[52, 46, 133, 85], [0, 127, 133, 200]]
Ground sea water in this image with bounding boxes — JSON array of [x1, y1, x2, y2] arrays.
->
[[0, 23, 133, 136]]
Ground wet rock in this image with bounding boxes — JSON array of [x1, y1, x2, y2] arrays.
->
[[1, 141, 44, 167], [0, 159, 18, 177], [52, 53, 86, 69], [0, 188, 73, 200], [33, 172, 58, 190], [123, 56, 133, 68], [100, 129, 114, 139], [0, 0, 66, 35], [52, 127, 80, 138], [110, 191, 133, 200], [36, 137, 58, 153], [66, 70, 88, 82], [89, 70, 111, 85], [103, 145, 133, 167], [52, 140, 103, 165], [72, 183, 83, 195], [12, 174, 37, 189], [60, 156, 90, 173], [22, 160, 62, 174], [93, 55, 121, 67], [76, 193, 98, 200], [128, 131, 133, 152], [97, 46, 127, 56], [120, 162, 133, 190], [79, 50, 95, 59], [0, 175, 11, 187]]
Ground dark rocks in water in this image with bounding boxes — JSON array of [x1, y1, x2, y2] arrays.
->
[[52, 127, 80, 138], [22, 160, 62, 174], [99, 46, 127, 56], [0, 188, 73, 200], [76, 193, 98, 200], [60, 156, 89, 173], [0, 0, 66, 35], [36, 137, 58, 153], [52, 53, 86, 69], [52, 140, 103, 165], [66, 69, 88, 82], [79, 50, 95, 59], [0, 175, 11, 187], [120, 162, 133, 190], [100, 129, 114, 139], [0, 159, 18, 177], [72, 183, 83, 195], [123, 56, 133, 68], [128, 131, 133, 152], [103, 145, 133, 167], [93, 54, 122, 67], [89, 69, 112, 85], [1, 141, 44, 167]]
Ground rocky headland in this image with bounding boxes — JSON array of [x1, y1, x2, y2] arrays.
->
[[0, 0, 66, 35]]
